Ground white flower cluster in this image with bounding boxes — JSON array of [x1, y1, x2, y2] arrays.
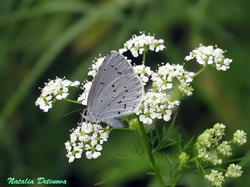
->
[[88, 56, 105, 78], [205, 164, 243, 186], [77, 81, 92, 105], [196, 123, 226, 165], [119, 32, 165, 57], [196, 123, 247, 165], [65, 121, 110, 162], [178, 82, 194, 96], [233, 130, 247, 145], [197, 124, 246, 186], [185, 44, 232, 71], [133, 64, 152, 84], [137, 91, 179, 125], [135, 63, 194, 125], [35, 77, 80, 112], [152, 63, 194, 96], [205, 170, 225, 187]]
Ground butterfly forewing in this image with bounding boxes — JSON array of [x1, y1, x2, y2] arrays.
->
[[87, 51, 134, 112], [87, 51, 143, 126]]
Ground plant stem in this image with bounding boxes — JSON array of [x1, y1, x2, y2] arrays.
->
[[63, 98, 83, 105], [142, 51, 146, 65], [171, 183, 176, 187], [193, 66, 206, 78], [138, 122, 166, 186]]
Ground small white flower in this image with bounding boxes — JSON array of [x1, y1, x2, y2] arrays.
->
[[205, 170, 225, 187], [67, 153, 75, 163], [185, 44, 232, 71], [35, 77, 80, 112], [92, 151, 101, 159], [70, 133, 77, 142], [119, 31, 165, 57], [225, 164, 243, 178], [65, 142, 72, 151], [85, 151, 93, 159], [233, 130, 247, 145], [75, 151, 82, 159], [71, 81, 80, 86], [133, 64, 152, 84], [96, 144, 103, 151]]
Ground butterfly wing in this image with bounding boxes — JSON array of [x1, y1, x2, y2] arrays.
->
[[87, 51, 134, 113], [102, 118, 125, 128], [98, 74, 143, 118], [87, 51, 143, 127]]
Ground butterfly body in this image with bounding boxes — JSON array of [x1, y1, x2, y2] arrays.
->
[[83, 51, 143, 128]]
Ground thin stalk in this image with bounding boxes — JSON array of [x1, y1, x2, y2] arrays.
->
[[138, 122, 166, 187], [139, 49, 165, 186], [142, 51, 146, 65], [171, 183, 176, 187], [63, 98, 83, 105], [193, 66, 206, 78]]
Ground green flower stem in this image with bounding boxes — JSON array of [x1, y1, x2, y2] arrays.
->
[[171, 181, 177, 187], [169, 66, 207, 102], [138, 122, 166, 187], [142, 51, 146, 65], [170, 91, 183, 102], [193, 66, 206, 78], [62, 98, 83, 105]]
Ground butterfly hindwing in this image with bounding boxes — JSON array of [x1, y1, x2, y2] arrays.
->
[[96, 75, 143, 118]]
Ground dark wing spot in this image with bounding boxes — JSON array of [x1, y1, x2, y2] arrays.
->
[[122, 96, 125, 99], [118, 111, 121, 114], [112, 84, 114, 88], [136, 95, 140, 98], [108, 104, 110, 106], [125, 90, 128, 92], [124, 104, 127, 109], [124, 86, 127, 88], [111, 65, 114, 68], [100, 100, 103, 102], [103, 68, 107, 71], [100, 82, 106, 85], [117, 72, 122, 74], [113, 90, 116, 92], [114, 68, 117, 70], [118, 101, 122, 104]]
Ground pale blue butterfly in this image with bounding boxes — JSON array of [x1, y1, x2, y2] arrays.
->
[[81, 51, 143, 128]]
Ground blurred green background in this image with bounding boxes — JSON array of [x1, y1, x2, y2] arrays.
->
[[0, 0, 250, 186]]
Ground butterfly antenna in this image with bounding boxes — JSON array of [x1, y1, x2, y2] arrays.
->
[[58, 108, 83, 119], [79, 111, 84, 124]]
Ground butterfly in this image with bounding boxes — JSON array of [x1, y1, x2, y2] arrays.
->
[[81, 51, 143, 128]]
